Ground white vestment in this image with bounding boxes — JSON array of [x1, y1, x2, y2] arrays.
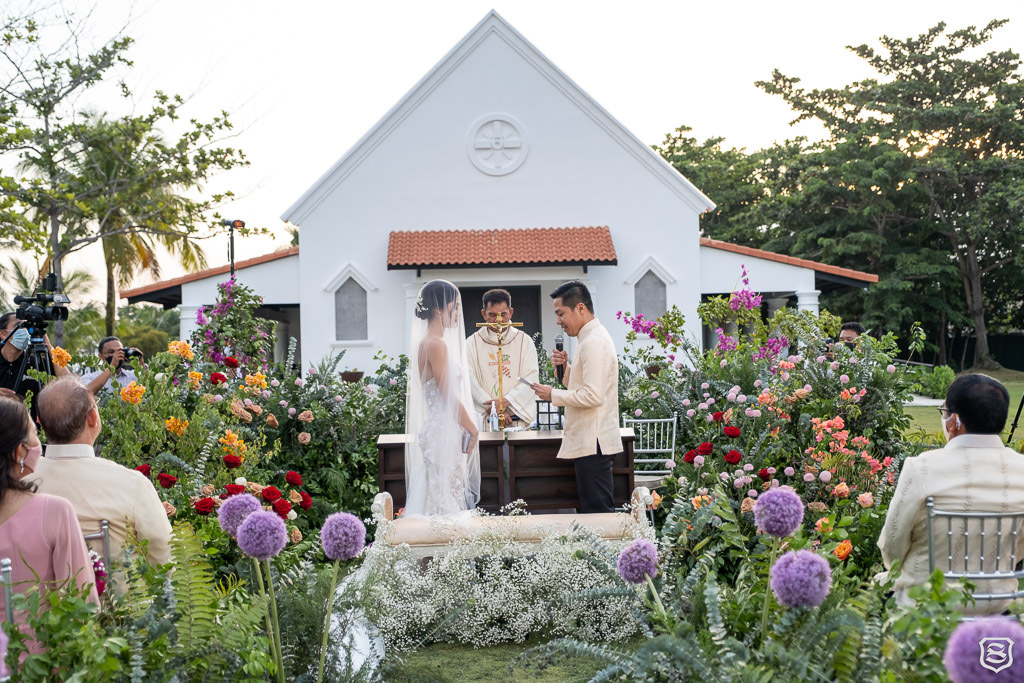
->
[[466, 326, 540, 425]]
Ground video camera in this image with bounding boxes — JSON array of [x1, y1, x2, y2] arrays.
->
[[13, 273, 70, 335]]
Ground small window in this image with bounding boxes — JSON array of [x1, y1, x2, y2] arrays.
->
[[634, 270, 666, 320], [334, 278, 367, 340]]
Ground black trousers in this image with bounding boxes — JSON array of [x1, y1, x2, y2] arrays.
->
[[573, 443, 615, 513]]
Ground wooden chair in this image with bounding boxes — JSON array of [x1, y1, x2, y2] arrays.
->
[[926, 496, 1024, 613]]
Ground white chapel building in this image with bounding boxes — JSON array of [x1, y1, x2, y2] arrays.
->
[[123, 11, 876, 370]]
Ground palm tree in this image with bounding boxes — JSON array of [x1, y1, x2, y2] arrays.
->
[[74, 114, 207, 336], [0, 256, 94, 311]]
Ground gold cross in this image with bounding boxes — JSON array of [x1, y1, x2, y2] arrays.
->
[[475, 311, 523, 429]]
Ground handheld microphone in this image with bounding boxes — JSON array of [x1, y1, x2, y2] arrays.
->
[[554, 334, 564, 385]]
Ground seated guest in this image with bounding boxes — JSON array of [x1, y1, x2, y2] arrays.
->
[[878, 374, 1024, 614], [0, 396, 98, 653], [29, 379, 171, 587], [79, 336, 142, 396]]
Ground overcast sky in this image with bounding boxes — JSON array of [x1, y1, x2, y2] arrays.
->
[[18, 0, 1024, 296]]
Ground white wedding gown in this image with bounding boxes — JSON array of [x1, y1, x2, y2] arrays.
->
[[416, 377, 471, 516]]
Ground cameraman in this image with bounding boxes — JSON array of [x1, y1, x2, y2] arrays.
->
[[80, 336, 143, 396], [0, 311, 71, 400]]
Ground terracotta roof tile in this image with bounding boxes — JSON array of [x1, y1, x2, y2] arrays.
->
[[699, 238, 878, 284], [387, 226, 617, 269]]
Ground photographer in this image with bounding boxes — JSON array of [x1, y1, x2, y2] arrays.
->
[[0, 311, 70, 400], [80, 336, 143, 396]]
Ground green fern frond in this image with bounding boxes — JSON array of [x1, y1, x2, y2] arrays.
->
[[168, 521, 219, 651]]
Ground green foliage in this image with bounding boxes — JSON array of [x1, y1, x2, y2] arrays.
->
[[907, 364, 956, 399]]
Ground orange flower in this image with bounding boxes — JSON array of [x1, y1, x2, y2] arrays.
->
[[832, 482, 851, 498], [167, 340, 195, 360], [119, 381, 146, 405], [692, 495, 712, 509], [834, 539, 853, 561], [245, 372, 268, 389], [165, 417, 189, 437], [266, 413, 279, 429], [229, 399, 253, 423], [50, 346, 71, 368], [188, 371, 202, 389], [815, 517, 833, 533], [649, 490, 662, 510]]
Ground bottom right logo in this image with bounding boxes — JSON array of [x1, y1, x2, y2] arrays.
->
[[980, 637, 1014, 674]]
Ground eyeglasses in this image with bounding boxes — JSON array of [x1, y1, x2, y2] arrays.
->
[[937, 406, 952, 419]]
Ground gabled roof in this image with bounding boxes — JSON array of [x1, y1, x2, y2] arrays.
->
[[699, 237, 878, 289], [387, 226, 616, 270], [120, 246, 299, 308], [281, 10, 715, 225]]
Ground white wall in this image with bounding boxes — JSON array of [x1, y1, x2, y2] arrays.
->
[[293, 27, 704, 370], [699, 247, 816, 296]]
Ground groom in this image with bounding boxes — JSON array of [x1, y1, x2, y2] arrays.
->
[[532, 281, 620, 513]]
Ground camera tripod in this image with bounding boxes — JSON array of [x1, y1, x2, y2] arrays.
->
[[0, 322, 54, 396], [1008, 393, 1024, 446]]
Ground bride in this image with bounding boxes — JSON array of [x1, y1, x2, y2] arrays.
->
[[404, 280, 481, 517]]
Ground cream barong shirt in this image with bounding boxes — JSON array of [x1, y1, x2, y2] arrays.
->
[[29, 444, 173, 578], [877, 433, 1024, 615], [549, 318, 622, 460]]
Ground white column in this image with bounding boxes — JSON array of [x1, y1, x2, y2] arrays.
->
[[795, 290, 821, 315], [179, 305, 200, 342], [766, 296, 790, 318]]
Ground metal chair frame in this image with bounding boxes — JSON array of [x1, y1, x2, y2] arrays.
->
[[926, 496, 1024, 605], [622, 413, 677, 476], [535, 400, 563, 431], [1, 556, 12, 625], [83, 519, 112, 573]]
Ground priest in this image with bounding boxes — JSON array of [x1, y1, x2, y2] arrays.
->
[[466, 289, 540, 427]]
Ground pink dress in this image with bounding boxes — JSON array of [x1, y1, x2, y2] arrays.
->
[[0, 493, 99, 654]]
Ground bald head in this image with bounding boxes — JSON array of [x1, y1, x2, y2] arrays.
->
[[37, 378, 97, 444]]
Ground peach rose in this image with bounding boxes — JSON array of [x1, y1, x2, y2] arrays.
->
[[289, 527, 303, 544], [297, 410, 314, 423], [834, 539, 853, 561], [162, 501, 177, 517], [298, 432, 311, 445], [857, 492, 874, 508], [229, 400, 253, 423], [266, 413, 279, 429], [807, 501, 828, 513], [289, 489, 303, 505], [740, 497, 756, 514], [249, 404, 263, 416], [200, 484, 216, 496], [815, 516, 832, 533], [832, 482, 850, 498]]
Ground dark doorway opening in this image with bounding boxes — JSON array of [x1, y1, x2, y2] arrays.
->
[[460, 285, 542, 341]]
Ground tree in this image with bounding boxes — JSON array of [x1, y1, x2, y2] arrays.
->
[[758, 20, 1024, 368], [0, 10, 248, 344]]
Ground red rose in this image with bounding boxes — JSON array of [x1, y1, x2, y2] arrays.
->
[[224, 356, 239, 369], [225, 483, 245, 496], [299, 491, 312, 510], [135, 464, 152, 477], [223, 454, 242, 469], [157, 473, 178, 489], [696, 442, 714, 456], [683, 449, 697, 464], [724, 450, 742, 465], [210, 372, 228, 385], [272, 498, 292, 519], [712, 411, 725, 422], [724, 425, 741, 438], [261, 486, 282, 502], [285, 471, 303, 486], [758, 468, 771, 481], [194, 497, 216, 515]]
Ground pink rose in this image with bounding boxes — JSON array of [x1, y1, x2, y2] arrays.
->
[[294, 378, 304, 387], [839, 374, 850, 384], [634, 409, 642, 417], [886, 365, 896, 373]]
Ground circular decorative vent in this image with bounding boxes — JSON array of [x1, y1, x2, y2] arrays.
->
[[467, 115, 528, 176]]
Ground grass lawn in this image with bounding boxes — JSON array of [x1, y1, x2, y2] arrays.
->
[[383, 637, 639, 682], [903, 368, 1024, 447]]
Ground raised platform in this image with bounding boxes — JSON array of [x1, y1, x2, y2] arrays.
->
[[370, 487, 653, 559], [377, 428, 636, 512]]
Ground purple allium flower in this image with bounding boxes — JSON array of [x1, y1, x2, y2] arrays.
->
[[218, 494, 262, 537], [754, 487, 805, 538], [617, 538, 658, 584], [237, 511, 287, 560], [944, 618, 1024, 682], [770, 550, 832, 608], [321, 512, 366, 561]]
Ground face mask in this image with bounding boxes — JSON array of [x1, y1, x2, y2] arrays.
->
[[9, 328, 29, 351], [941, 413, 959, 442], [19, 442, 42, 474]]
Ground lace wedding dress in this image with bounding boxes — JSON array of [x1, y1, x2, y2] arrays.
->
[[417, 377, 470, 516]]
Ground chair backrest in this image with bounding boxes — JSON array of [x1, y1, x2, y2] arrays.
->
[[622, 413, 677, 475], [535, 400, 563, 431], [926, 496, 1024, 605], [1, 556, 12, 625], [82, 519, 111, 573]]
